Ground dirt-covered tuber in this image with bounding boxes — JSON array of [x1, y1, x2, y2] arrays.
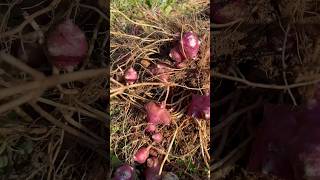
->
[[112, 164, 134, 180], [46, 19, 88, 70], [187, 93, 210, 120]]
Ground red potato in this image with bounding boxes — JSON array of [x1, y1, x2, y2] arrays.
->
[[46, 19, 88, 70], [248, 85, 320, 180], [124, 67, 138, 85], [152, 133, 163, 143], [178, 31, 200, 60], [145, 102, 171, 125], [169, 31, 200, 68], [133, 146, 151, 164], [187, 93, 210, 120], [169, 45, 185, 64], [247, 104, 297, 180], [112, 164, 134, 180]]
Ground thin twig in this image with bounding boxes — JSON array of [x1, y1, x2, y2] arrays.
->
[[212, 136, 252, 171], [0, 0, 61, 38], [158, 126, 178, 175], [213, 71, 320, 90], [0, 90, 42, 114], [281, 24, 297, 105], [212, 99, 261, 134], [30, 102, 103, 146]]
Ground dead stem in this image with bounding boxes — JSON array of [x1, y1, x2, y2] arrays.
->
[[194, 118, 210, 170], [0, 68, 107, 99], [280, 24, 297, 105], [158, 126, 178, 176], [0, 90, 42, 114]]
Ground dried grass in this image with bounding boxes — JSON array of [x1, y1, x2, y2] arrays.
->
[[110, 2, 210, 179]]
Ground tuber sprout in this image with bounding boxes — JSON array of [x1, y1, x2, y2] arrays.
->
[[187, 93, 210, 120], [145, 102, 171, 125], [46, 19, 88, 71], [124, 67, 138, 85], [112, 164, 134, 180]]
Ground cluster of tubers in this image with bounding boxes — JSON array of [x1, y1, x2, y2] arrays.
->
[[113, 30, 209, 180]]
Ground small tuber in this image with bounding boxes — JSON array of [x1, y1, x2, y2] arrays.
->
[[124, 67, 138, 85], [46, 19, 88, 70], [145, 102, 171, 125], [133, 146, 151, 164], [146, 123, 157, 133], [112, 164, 134, 180]]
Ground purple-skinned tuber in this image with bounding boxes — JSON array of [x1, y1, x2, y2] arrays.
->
[[169, 31, 200, 67], [145, 102, 171, 125], [248, 83, 320, 180], [112, 164, 134, 180], [46, 19, 88, 70], [124, 67, 138, 85]]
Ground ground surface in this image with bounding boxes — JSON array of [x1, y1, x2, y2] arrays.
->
[[110, 0, 210, 179]]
